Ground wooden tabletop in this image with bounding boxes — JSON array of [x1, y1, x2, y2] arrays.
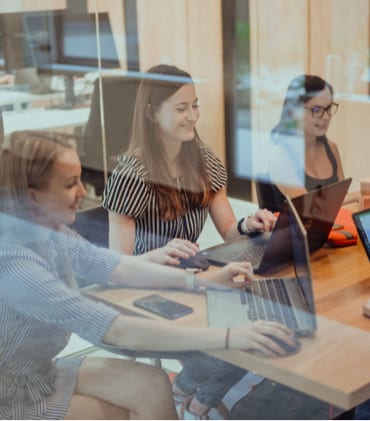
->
[[90, 241, 370, 410]]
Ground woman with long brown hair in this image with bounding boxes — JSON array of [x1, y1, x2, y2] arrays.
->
[[102, 64, 277, 418]]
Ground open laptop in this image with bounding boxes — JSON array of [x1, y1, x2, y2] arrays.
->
[[207, 195, 317, 336], [199, 178, 352, 274], [352, 208, 370, 261]]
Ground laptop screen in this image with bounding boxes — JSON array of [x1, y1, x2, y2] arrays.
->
[[352, 208, 370, 261], [291, 178, 352, 253], [286, 196, 316, 316]]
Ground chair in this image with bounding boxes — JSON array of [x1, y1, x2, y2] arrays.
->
[[70, 205, 109, 249], [81, 75, 140, 195]]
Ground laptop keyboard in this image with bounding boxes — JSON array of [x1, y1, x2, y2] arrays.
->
[[245, 279, 299, 329], [222, 244, 266, 266], [207, 279, 299, 330]]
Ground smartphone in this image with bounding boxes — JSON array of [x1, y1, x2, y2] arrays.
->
[[133, 294, 193, 319]]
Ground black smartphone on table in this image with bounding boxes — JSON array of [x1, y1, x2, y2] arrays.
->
[[133, 294, 194, 319]]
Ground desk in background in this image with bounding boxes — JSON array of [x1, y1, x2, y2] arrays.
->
[[0, 88, 66, 111], [2, 107, 90, 145], [89, 241, 370, 410]]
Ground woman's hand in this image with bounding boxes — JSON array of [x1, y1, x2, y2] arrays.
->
[[232, 320, 296, 357], [140, 239, 199, 266], [202, 261, 254, 288], [244, 208, 276, 233]]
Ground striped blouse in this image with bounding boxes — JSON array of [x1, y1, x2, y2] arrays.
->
[[0, 221, 121, 419], [102, 143, 227, 254]]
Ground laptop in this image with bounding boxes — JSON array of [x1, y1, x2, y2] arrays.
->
[[199, 178, 352, 274], [207, 195, 317, 337], [352, 208, 370, 261]]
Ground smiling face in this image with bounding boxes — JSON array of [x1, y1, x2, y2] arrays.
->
[[154, 83, 200, 145], [303, 86, 334, 138], [29, 147, 86, 228]]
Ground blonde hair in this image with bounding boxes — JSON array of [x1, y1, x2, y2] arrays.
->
[[0, 131, 78, 288], [0, 130, 74, 221]]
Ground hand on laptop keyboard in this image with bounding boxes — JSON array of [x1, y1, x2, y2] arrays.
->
[[243, 209, 276, 233], [202, 261, 254, 289]]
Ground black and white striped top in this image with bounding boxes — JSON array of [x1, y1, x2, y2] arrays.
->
[[0, 221, 120, 419], [102, 143, 227, 254]]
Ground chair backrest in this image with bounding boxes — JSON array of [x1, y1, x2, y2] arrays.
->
[[70, 206, 109, 248], [255, 178, 286, 212], [82, 75, 140, 173]]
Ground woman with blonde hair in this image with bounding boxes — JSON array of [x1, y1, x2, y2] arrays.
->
[[0, 130, 294, 419]]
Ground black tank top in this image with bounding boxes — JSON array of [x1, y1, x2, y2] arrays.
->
[[305, 136, 339, 191]]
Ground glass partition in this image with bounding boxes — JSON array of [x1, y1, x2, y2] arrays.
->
[[0, 1, 138, 202]]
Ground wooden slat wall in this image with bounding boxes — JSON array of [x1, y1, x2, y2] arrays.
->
[[248, 0, 308, 196], [309, 0, 370, 191], [136, 0, 225, 161]]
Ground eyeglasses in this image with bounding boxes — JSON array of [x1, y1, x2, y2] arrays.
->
[[304, 102, 339, 118]]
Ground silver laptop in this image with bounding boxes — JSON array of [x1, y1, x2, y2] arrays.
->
[[199, 178, 352, 274], [207, 195, 317, 337]]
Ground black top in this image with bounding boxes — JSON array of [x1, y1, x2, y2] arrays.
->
[[262, 135, 340, 212], [304, 136, 339, 190]]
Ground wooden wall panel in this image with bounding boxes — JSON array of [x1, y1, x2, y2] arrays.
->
[[136, 0, 225, 162], [136, 0, 188, 71], [310, 0, 369, 96], [187, 0, 225, 161], [249, 0, 308, 200], [310, 0, 370, 190], [250, 0, 308, 132]]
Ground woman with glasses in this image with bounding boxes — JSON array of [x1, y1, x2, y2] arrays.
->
[[267, 74, 345, 204]]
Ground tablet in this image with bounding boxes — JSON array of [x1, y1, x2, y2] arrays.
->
[[352, 208, 370, 261]]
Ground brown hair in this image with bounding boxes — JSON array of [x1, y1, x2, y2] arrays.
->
[[127, 64, 214, 220]]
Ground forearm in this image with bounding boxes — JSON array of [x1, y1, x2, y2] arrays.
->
[[103, 315, 226, 351], [223, 221, 240, 241], [108, 257, 211, 290]]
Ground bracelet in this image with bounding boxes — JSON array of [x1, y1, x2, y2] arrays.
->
[[237, 216, 255, 235], [225, 327, 231, 349], [237, 218, 247, 235], [185, 268, 200, 291]]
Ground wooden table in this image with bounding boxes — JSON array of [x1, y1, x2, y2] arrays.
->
[[90, 241, 370, 410]]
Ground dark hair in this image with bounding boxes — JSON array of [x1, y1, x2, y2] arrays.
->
[[272, 74, 334, 137], [127, 64, 214, 220]]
